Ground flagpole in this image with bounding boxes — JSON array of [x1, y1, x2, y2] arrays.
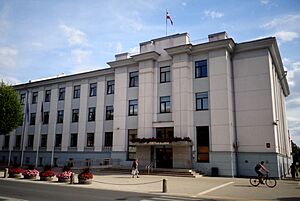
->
[[35, 102, 43, 168], [166, 9, 167, 36], [20, 90, 29, 167]]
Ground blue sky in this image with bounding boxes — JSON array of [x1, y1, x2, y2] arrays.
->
[[1, 0, 300, 145]]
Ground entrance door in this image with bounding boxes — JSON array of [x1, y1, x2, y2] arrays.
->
[[156, 148, 173, 168]]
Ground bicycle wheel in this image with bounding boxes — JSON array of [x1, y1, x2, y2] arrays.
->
[[265, 177, 277, 188], [250, 177, 260, 186]]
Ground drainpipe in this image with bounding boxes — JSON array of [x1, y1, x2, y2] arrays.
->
[[230, 48, 239, 177]]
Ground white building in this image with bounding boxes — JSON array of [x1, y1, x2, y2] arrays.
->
[[0, 32, 291, 177]]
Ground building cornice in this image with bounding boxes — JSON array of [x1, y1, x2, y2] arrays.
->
[[131, 51, 160, 62], [164, 44, 192, 56], [236, 37, 290, 96], [107, 58, 136, 68], [14, 68, 114, 90], [192, 38, 235, 54]]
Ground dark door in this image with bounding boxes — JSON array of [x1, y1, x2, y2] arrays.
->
[[156, 148, 173, 168]]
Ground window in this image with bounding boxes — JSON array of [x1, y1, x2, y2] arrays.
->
[[27, 135, 34, 148], [40, 134, 47, 148], [55, 134, 62, 147], [127, 129, 137, 160], [45, 90, 51, 102], [89, 83, 97, 97], [72, 109, 79, 122], [4, 135, 10, 148], [195, 60, 207, 78], [30, 113, 36, 125], [129, 71, 138, 87], [58, 87, 65, 100], [73, 85, 80, 99], [129, 100, 138, 116], [86, 133, 94, 147], [197, 126, 209, 162], [70, 133, 78, 147], [160, 96, 171, 113], [107, 80, 115, 94], [104, 132, 113, 147], [32, 92, 38, 104], [15, 135, 21, 148], [20, 93, 26, 105], [196, 92, 208, 110], [160, 66, 171, 83], [106, 106, 114, 120], [43, 112, 49, 124], [57, 110, 64, 123], [88, 107, 96, 122], [156, 127, 174, 139]]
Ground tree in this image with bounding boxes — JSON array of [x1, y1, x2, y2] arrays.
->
[[0, 81, 23, 135], [291, 141, 300, 163]]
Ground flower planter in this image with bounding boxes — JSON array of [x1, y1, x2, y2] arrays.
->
[[58, 177, 70, 182], [40, 176, 53, 181], [24, 175, 37, 180], [9, 173, 22, 178], [78, 178, 92, 184]]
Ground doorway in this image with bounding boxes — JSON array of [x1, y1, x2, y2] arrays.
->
[[156, 147, 173, 168]]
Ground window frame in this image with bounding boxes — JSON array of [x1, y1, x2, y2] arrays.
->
[[30, 113, 36, 125], [129, 71, 139, 87], [196, 92, 209, 111], [72, 109, 79, 123], [107, 80, 115, 94], [86, 133, 94, 147], [40, 134, 47, 148], [70, 133, 78, 147], [73, 85, 80, 99], [160, 96, 171, 113], [57, 110, 64, 124], [160, 66, 171, 83], [45, 90, 51, 102], [197, 126, 210, 163], [32, 92, 38, 104], [127, 129, 137, 161], [43, 112, 49, 124], [20, 93, 26, 105], [195, 60, 208, 78], [128, 99, 138, 116], [89, 83, 97, 97], [106, 106, 114, 120], [55, 134, 62, 147], [104, 132, 113, 147], [88, 107, 96, 122], [58, 87, 65, 101]]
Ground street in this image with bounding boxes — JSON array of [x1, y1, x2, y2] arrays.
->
[[0, 174, 299, 201]]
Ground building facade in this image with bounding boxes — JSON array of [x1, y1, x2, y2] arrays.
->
[[0, 32, 291, 177]]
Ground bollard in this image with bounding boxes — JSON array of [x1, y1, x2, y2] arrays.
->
[[162, 179, 167, 193], [70, 173, 75, 184], [4, 168, 8, 178]]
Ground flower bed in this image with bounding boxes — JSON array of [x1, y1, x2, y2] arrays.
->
[[8, 167, 23, 178], [40, 170, 55, 181], [56, 171, 72, 182], [22, 169, 39, 179], [78, 168, 93, 184]]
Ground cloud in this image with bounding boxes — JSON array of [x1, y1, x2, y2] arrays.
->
[[0, 47, 18, 68], [71, 49, 90, 64], [60, 24, 88, 46], [262, 14, 300, 29], [116, 42, 123, 53], [275, 31, 299, 43], [0, 75, 21, 85], [204, 10, 224, 19], [129, 46, 139, 54], [260, 0, 270, 5], [182, 2, 187, 6]]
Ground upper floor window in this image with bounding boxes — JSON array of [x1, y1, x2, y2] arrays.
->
[[57, 110, 64, 123], [195, 60, 207, 78], [32, 92, 38, 104], [45, 90, 51, 102], [55, 134, 62, 147], [86, 133, 94, 147], [20, 93, 26, 105], [40, 134, 47, 148], [104, 132, 113, 147], [89, 83, 97, 97], [70, 133, 78, 147], [43, 112, 49, 124], [107, 80, 115, 94], [106, 106, 114, 120], [72, 109, 79, 122], [88, 107, 96, 122], [30, 113, 36, 125], [160, 66, 171, 83], [160, 96, 171, 113], [129, 71, 138, 87], [27, 135, 34, 148], [4, 135, 10, 148], [196, 92, 208, 110], [129, 100, 138, 116], [58, 87, 65, 100], [15, 135, 21, 148], [73, 85, 80, 99]]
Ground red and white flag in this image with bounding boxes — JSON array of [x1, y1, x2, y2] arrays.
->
[[166, 11, 173, 25]]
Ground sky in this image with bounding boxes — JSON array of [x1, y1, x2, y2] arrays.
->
[[0, 0, 300, 145]]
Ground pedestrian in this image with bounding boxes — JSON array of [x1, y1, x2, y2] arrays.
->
[[131, 159, 139, 178], [290, 162, 296, 179]]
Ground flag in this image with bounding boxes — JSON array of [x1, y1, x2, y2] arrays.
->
[[166, 11, 173, 25], [41, 102, 44, 123]]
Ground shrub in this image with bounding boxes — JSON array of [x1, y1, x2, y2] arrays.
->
[[56, 171, 72, 179], [40, 170, 55, 177], [8, 167, 23, 174], [78, 168, 93, 180], [22, 169, 39, 177]]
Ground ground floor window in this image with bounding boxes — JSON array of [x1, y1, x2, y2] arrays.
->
[[104, 132, 113, 147], [156, 127, 173, 139], [128, 129, 137, 160], [197, 126, 209, 162]]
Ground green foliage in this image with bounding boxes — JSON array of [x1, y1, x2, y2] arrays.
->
[[291, 141, 300, 162], [0, 81, 23, 135]]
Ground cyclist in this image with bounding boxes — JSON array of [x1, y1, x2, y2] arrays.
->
[[255, 161, 269, 184]]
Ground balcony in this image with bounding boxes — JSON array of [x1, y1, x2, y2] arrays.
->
[[102, 146, 112, 152]]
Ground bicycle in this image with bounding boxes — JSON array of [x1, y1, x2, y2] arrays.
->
[[249, 173, 277, 188]]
